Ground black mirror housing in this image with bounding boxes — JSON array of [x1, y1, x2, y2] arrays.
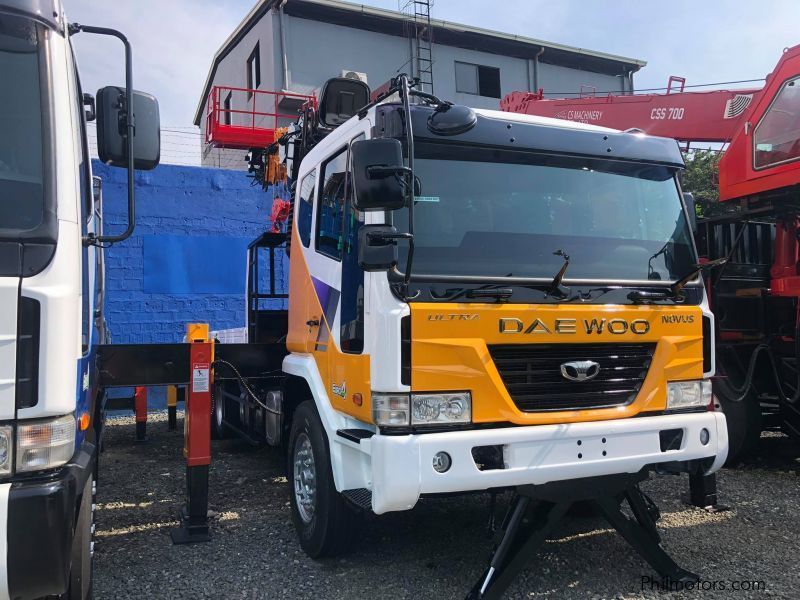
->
[[96, 86, 161, 170], [358, 225, 399, 271], [319, 77, 370, 128], [351, 139, 408, 212]]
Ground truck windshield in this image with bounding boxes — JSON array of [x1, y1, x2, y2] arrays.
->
[[395, 143, 695, 282], [0, 14, 45, 236]]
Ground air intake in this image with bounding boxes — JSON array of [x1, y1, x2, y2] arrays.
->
[[724, 94, 753, 119], [15, 297, 40, 410]]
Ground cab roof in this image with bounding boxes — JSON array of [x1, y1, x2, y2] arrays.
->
[[372, 103, 685, 169]]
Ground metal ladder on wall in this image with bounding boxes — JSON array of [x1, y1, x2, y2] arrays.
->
[[400, 0, 434, 93]]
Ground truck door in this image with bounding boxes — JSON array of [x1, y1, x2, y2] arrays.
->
[[305, 132, 371, 421], [330, 134, 371, 421]]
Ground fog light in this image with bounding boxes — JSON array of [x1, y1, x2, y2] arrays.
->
[[700, 428, 710, 446], [432, 451, 452, 473]]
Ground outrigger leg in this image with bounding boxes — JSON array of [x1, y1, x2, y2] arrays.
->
[[467, 473, 699, 599]]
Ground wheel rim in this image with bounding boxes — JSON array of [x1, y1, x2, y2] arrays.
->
[[215, 394, 223, 429], [293, 433, 316, 524]]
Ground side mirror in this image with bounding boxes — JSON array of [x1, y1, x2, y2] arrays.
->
[[683, 192, 697, 232], [319, 77, 370, 128], [351, 139, 409, 212], [358, 225, 400, 272], [96, 86, 161, 170]]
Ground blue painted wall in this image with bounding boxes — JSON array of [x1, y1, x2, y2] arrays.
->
[[94, 160, 287, 344]]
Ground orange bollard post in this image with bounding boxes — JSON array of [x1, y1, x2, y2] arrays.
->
[[134, 386, 147, 442], [167, 385, 178, 431]]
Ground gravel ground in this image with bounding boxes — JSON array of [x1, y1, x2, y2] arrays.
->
[[94, 413, 799, 599]]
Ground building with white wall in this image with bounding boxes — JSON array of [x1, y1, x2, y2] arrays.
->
[[194, 0, 646, 168]]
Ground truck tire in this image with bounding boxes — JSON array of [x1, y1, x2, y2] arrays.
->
[[288, 401, 356, 558], [67, 473, 94, 599], [714, 363, 762, 465]]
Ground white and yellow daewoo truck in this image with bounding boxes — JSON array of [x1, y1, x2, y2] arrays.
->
[[210, 75, 728, 595]]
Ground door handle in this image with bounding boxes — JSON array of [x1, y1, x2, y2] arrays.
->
[[306, 318, 320, 327]]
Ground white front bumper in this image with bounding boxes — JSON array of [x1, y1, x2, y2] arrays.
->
[[369, 412, 727, 514]]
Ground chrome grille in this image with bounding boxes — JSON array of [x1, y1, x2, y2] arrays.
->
[[488, 343, 656, 412]]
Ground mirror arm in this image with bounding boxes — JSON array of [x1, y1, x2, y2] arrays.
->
[[398, 74, 416, 286], [71, 23, 136, 246]]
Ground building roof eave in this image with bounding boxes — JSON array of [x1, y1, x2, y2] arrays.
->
[[193, 0, 647, 126]]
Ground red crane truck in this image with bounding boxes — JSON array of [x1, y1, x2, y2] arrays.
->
[[501, 45, 800, 463]]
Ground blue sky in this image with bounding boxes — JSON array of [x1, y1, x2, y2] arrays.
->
[[65, 0, 800, 164]]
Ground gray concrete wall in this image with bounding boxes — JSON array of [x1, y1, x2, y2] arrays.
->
[[538, 60, 625, 97], [201, 12, 278, 168], [202, 9, 634, 167]]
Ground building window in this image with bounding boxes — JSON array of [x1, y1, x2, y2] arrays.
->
[[246, 42, 261, 97], [223, 91, 232, 126], [455, 61, 501, 98]]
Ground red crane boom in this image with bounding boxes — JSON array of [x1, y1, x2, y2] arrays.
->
[[501, 78, 760, 144], [501, 45, 800, 204]]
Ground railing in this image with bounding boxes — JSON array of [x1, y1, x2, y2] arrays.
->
[[205, 85, 316, 149]]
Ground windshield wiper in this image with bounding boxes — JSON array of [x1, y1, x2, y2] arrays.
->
[[548, 249, 571, 298], [466, 288, 513, 302], [628, 257, 728, 302]]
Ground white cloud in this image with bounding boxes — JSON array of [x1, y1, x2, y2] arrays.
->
[[66, 0, 255, 164]]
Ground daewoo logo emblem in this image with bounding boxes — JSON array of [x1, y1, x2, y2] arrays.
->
[[560, 360, 601, 382]]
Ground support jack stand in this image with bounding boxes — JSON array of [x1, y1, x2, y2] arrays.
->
[[467, 473, 699, 600], [170, 465, 211, 544], [170, 332, 214, 545], [685, 472, 727, 513]]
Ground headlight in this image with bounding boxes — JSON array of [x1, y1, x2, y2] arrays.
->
[[372, 393, 411, 426], [0, 426, 12, 476], [372, 392, 473, 427], [667, 380, 712, 411], [16, 414, 76, 473], [411, 392, 471, 426]]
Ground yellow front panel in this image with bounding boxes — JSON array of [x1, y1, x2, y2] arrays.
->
[[411, 303, 703, 425]]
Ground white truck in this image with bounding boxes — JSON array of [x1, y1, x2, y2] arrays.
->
[[211, 75, 729, 596], [0, 1, 159, 597]]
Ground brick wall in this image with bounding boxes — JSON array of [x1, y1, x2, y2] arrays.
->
[[93, 160, 287, 345]]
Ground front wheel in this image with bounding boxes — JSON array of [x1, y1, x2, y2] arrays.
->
[[287, 401, 356, 558], [67, 473, 94, 599], [715, 354, 762, 465]]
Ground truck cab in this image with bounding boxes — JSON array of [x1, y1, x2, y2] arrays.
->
[[230, 78, 729, 558], [0, 1, 159, 597]]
